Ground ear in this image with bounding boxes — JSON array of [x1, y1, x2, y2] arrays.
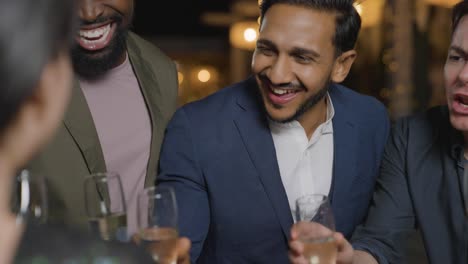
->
[[331, 50, 357, 83]]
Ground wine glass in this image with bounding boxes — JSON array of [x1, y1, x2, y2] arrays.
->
[[295, 194, 337, 264], [84, 172, 127, 242], [12, 170, 48, 224], [137, 186, 178, 264]]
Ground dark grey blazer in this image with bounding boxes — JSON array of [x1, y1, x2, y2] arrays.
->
[[352, 106, 468, 264]]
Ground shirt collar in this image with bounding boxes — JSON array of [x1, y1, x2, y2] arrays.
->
[[322, 93, 334, 134]]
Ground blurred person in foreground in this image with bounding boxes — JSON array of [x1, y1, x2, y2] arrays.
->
[[157, 0, 389, 262], [28, 0, 179, 236], [290, 1, 468, 263], [0, 0, 189, 263]]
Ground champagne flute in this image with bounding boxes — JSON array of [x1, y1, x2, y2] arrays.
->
[[12, 170, 48, 224], [84, 172, 127, 242], [137, 186, 178, 264], [295, 194, 337, 264]]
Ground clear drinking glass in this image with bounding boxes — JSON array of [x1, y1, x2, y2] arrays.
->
[[12, 170, 48, 224], [84, 172, 127, 242], [295, 194, 337, 264], [137, 186, 178, 264]]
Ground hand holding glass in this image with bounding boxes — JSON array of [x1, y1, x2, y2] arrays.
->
[[137, 186, 178, 264], [84, 172, 127, 242], [295, 194, 337, 264]]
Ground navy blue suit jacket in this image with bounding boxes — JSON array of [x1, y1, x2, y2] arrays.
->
[[157, 77, 390, 263]]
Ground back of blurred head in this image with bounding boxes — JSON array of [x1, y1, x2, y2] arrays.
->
[[0, 0, 75, 170]]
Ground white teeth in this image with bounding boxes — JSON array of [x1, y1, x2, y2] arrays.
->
[[79, 23, 111, 40], [272, 88, 296, 95], [461, 102, 468, 108]]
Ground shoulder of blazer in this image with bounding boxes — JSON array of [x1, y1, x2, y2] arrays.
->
[[126, 31, 177, 91], [126, 32, 178, 113], [329, 83, 388, 125], [127, 32, 174, 67]]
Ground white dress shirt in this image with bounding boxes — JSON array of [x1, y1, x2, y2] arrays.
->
[[269, 94, 335, 220]]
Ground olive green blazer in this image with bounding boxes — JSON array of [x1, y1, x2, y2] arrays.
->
[[28, 32, 178, 228]]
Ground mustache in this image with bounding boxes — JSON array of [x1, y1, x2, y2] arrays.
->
[[258, 74, 305, 90], [79, 13, 123, 26]]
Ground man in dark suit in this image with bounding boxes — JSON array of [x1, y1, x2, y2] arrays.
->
[[290, 1, 468, 264], [157, 0, 389, 263]]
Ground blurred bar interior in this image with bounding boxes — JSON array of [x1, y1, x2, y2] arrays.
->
[[134, 0, 460, 120]]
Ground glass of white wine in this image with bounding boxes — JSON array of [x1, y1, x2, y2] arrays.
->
[[295, 194, 337, 264], [84, 172, 127, 242], [137, 186, 178, 264]]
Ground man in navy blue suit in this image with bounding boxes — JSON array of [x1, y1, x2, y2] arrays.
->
[[157, 0, 389, 263]]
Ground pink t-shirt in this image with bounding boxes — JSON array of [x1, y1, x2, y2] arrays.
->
[[80, 54, 151, 237]]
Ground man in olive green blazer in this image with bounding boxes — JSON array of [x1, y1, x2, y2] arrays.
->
[[29, 31, 177, 228]]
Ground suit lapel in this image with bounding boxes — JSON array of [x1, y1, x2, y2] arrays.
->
[[63, 79, 106, 174], [126, 34, 165, 187], [233, 79, 293, 240], [329, 86, 358, 207]]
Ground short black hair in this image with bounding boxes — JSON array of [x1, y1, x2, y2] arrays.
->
[[259, 0, 361, 55], [0, 0, 75, 133], [452, 0, 468, 34]]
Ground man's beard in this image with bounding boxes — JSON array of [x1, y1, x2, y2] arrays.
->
[[258, 75, 330, 124], [71, 15, 129, 80]]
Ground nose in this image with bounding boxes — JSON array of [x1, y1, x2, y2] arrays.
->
[[78, 0, 104, 22], [458, 61, 468, 84], [267, 55, 294, 85]]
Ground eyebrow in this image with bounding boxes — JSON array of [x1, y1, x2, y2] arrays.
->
[[290, 47, 320, 59], [257, 39, 277, 49], [449, 45, 468, 57], [256, 39, 320, 58]]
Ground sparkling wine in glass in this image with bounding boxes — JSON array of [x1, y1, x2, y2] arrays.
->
[[84, 172, 127, 242], [295, 194, 337, 264], [137, 186, 178, 264]]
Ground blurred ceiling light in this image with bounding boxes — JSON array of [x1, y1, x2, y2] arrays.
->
[[230, 21, 259, 50], [425, 0, 460, 8], [244, 28, 258, 42], [353, 0, 385, 28], [197, 69, 211, 83]]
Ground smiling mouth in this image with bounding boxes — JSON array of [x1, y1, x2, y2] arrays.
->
[[455, 94, 468, 107], [270, 87, 301, 96], [76, 22, 116, 51]]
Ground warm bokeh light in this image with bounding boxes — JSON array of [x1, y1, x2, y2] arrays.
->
[[230, 21, 259, 50], [178, 72, 184, 85], [244, 28, 258, 42], [354, 3, 363, 16], [197, 69, 211, 83], [353, 0, 384, 28]]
